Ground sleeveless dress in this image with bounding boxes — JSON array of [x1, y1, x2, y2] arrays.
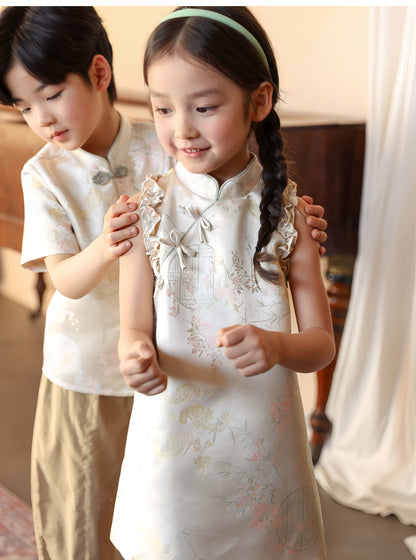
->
[[111, 157, 326, 559]]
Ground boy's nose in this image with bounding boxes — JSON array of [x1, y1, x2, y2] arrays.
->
[[37, 108, 55, 127]]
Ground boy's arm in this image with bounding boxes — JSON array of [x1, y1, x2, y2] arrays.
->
[[45, 194, 140, 299]]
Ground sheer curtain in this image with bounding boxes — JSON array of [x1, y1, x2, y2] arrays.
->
[[315, 5, 416, 530]]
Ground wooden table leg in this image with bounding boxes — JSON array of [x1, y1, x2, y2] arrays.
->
[[30, 272, 46, 320], [310, 255, 354, 464]]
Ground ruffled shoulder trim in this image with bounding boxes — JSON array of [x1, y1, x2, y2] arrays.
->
[[139, 173, 165, 278], [263, 180, 298, 280]]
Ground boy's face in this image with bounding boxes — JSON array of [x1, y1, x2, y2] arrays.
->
[[5, 61, 105, 153]]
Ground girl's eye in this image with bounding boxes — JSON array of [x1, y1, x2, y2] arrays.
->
[[154, 107, 172, 116], [20, 107, 31, 115], [47, 90, 62, 102], [196, 106, 216, 114]]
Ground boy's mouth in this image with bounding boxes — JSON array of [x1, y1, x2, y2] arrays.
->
[[51, 129, 68, 141]]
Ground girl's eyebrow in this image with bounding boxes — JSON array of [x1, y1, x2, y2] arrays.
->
[[149, 87, 221, 99]]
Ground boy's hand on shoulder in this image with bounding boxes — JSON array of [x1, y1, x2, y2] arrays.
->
[[120, 339, 167, 396], [300, 195, 328, 256], [103, 193, 140, 259]]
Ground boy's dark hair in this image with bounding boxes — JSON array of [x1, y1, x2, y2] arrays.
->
[[144, 6, 288, 283], [0, 6, 116, 105]]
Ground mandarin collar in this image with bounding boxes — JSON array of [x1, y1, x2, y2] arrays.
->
[[107, 112, 131, 167], [76, 112, 131, 168], [174, 154, 262, 201]]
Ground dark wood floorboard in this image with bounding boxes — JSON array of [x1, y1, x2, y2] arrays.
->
[[0, 294, 415, 559]]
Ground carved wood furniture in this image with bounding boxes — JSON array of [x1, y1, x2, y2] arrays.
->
[[0, 107, 44, 252], [0, 107, 46, 317], [281, 119, 365, 463]]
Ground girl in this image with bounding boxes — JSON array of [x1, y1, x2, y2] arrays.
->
[[113, 7, 335, 560]]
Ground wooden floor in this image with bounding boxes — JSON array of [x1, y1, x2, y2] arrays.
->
[[0, 294, 415, 559]]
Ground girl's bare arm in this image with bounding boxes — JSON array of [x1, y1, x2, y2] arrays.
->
[[217, 197, 335, 376], [118, 224, 167, 395]]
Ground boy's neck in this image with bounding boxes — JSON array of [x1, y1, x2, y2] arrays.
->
[[82, 101, 121, 159]]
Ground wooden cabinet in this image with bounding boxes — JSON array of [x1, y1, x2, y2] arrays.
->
[[280, 117, 365, 463], [0, 107, 44, 252], [282, 119, 365, 256]]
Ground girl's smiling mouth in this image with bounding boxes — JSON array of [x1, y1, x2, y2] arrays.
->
[[181, 147, 209, 156]]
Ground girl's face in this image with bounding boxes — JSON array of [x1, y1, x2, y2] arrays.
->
[[4, 61, 107, 154], [148, 53, 256, 185]]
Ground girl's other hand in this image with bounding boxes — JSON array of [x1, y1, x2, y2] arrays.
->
[[301, 195, 328, 256], [217, 324, 280, 377], [119, 339, 167, 395], [103, 193, 140, 259]]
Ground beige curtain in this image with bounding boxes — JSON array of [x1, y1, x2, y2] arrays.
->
[[316, 6, 416, 529]]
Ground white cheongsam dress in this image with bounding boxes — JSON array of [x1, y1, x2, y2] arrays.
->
[[111, 156, 326, 560]]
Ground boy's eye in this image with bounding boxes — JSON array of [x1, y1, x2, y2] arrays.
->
[[47, 90, 62, 102]]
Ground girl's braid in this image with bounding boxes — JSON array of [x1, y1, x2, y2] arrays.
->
[[254, 108, 288, 281]]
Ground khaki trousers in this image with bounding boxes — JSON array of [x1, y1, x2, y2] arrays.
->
[[31, 375, 133, 560]]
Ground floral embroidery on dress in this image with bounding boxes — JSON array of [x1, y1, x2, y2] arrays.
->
[[223, 249, 260, 295], [155, 431, 203, 458], [215, 400, 320, 552], [179, 404, 233, 433], [163, 383, 204, 404], [185, 310, 225, 372]]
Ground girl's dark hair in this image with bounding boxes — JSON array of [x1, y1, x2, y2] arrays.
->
[[144, 6, 288, 283], [0, 6, 116, 105]]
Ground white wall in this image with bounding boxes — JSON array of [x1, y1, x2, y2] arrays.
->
[[98, 6, 369, 120]]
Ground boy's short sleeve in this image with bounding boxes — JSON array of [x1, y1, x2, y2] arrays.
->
[[20, 163, 79, 272]]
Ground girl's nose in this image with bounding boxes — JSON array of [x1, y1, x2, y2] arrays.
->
[[174, 115, 199, 140]]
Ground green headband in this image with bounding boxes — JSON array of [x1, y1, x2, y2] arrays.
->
[[159, 8, 270, 72]]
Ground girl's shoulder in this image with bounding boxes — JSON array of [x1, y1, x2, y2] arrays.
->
[[263, 180, 299, 279], [293, 195, 312, 237], [282, 179, 298, 208], [278, 179, 298, 240]]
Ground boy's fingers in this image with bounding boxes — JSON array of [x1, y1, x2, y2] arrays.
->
[[301, 194, 313, 205], [117, 193, 129, 203]]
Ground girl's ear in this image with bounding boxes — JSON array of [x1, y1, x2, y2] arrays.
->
[[251, 81, 274, 122], [89, 54, 112, 93]]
